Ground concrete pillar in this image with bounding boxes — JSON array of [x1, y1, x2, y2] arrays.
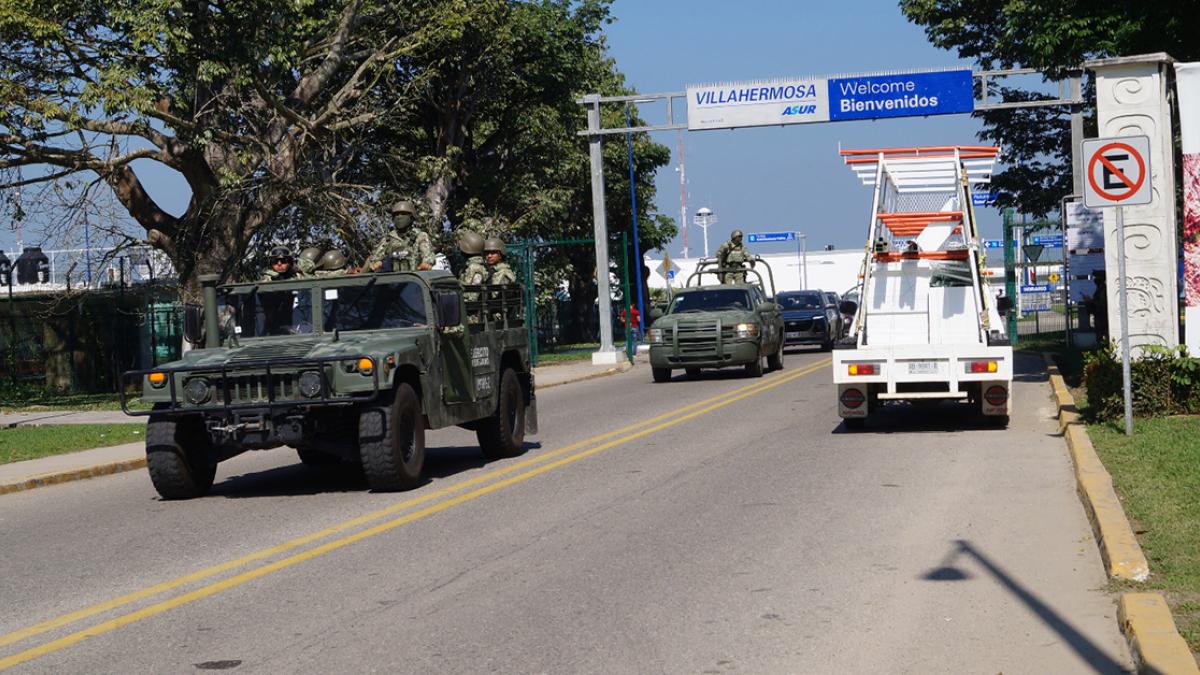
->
[[1085, 53, 1179, 354]]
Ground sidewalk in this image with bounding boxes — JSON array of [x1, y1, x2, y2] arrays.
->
[[0, 356, 637, 495]]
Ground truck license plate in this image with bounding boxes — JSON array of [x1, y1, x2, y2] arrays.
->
[[908, 361, 938, 375]]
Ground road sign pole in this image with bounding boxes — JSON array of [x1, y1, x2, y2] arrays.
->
[[1116, 206, 1133, 436]]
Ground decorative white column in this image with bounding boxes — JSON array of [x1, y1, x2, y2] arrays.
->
[[1085, 53, 1179, 354]]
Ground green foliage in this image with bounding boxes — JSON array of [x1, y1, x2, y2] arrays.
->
[[900, 0, 1199, 216], [1083, 344, 1200, 421]]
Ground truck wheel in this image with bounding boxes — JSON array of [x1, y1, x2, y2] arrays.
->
[[477, 368, 526, 459], [146, 410, 216, 500], [358, 382, 425, 491], [843, 418, 866, 431], [986, 415, 1010, 428], [821, 334, 834, 351], [652, 367, 672, 383], [767, 342, 784, 371], [744, 355, 764, 378]]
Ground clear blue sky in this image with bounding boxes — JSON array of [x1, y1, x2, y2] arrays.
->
[[3, 0, 1009, 254], [603, 0, 1004, 257]]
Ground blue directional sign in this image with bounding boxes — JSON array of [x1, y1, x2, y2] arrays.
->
[[1021, 284, 1052, 293], [667, 270, 676, 280], [983, 239, 1018, 249], [972, 191, 999, 206], [1031, 234, 1064, 247], [827, 69, 974, 122], [746, 232, 797, 243]]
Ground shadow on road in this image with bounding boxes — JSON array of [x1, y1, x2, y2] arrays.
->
[[832, 403, 1008, 434], [212, 442, 541, 498], [922, 539, 1128, 674]]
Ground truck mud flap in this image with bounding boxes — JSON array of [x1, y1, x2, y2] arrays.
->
[[525, 393, 539, 435]]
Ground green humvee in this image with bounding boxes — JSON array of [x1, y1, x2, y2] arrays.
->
[[645, 257, 785, 382], [122, 271, 535, 499]]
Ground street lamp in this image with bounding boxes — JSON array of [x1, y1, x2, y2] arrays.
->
[[693, 207, 717, 258]]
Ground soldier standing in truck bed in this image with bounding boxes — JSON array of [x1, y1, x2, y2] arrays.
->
[[364, 200, 436, 272], [259, 245, 309, 282], [715, 230, 754, 284], [485, 236, 516, 285]]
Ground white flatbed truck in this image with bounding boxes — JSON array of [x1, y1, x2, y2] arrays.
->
[[833, 146, 1013, 429]]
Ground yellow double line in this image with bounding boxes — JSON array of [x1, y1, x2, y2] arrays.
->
[[0, 358, 829, 669]]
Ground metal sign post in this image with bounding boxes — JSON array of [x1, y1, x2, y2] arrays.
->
[[1082, 135, 1153, 436]]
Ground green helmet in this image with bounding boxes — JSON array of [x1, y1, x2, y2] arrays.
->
[[268, 245, 294, 260], [731, 229, 743, 243], [458, 230, 485, 256], [318, 249, 346, 270], [299, 247, 323, 264], [484, 237, 506, 254], [389, 200, 416, 230]]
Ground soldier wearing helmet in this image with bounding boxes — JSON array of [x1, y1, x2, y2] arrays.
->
[[364, 199, 437, 272], [313, 249, 349, 277], [296, 247, 323, 275], [457, 230, 490, 286], [715, 229, 754, 284], [484, 236, 516, 285], [259, 245, 309, 281]]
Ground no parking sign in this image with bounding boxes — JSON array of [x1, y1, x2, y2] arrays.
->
[[1082, 135, 1152, 208]]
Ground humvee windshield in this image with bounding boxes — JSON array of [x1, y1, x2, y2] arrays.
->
[[221, 289, 314, 338], [326, 281, 427, 331], [669, 288, 751, 313]]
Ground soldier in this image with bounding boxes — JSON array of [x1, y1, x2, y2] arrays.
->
[[458, 230, 490, 285], [715, 229, 754, 284], [297, 247, 323, 275], [484, 237, 516, 284], [364, 199, 436, 272], [259, 245, 308, 281], [314, 250, 349, 277]]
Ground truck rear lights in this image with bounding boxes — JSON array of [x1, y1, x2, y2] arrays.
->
[[848, 363, 876, 376], [840, 388, 866, 409], [968, 360, 998, 373], [984, 385, 1008, 406]]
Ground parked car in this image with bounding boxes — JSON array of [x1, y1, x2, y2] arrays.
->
[[776, 290, 840, 350]]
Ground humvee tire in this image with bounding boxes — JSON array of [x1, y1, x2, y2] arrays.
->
[[146, 408, 216, 500], [358, 382, 425, 491], [766, 342, 784, 371], [477, 368, 526, 459], [652, 367, 672, 383], [744, 355, 763, 378]]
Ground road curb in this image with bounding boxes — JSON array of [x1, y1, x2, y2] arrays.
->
[[0, 457, 147, 496], [1043, 355, 1197, 674], [535, 360, 635, 390]]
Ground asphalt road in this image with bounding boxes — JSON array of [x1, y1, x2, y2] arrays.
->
[[0, 350, 1131, 673]]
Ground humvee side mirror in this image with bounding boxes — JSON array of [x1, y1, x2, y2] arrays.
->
[[997, 296, 1013, 317], [839, 300, 858, 316], [649, 307, 664, 322], [436, 291, 461, 329], [183, 304, 205, 345], [758, 302, 779, 313]]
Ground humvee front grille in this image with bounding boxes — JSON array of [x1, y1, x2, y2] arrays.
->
[[220, 373, 299, 403]]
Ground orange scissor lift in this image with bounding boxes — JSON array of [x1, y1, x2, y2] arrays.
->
[[832, 145, 1013, 428]]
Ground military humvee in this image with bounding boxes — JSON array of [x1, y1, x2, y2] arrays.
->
[[645, 257, 785, 382], [122, 271, 535, 499]]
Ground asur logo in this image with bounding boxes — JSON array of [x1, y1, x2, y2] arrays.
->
[[782, 105, 817, 116]]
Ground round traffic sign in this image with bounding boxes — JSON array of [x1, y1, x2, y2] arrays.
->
[[1086, 142, 1146, 202]]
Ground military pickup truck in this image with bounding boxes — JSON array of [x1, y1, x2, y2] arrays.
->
[[645, 257, 785, 382], [122, 271, 535, 499]]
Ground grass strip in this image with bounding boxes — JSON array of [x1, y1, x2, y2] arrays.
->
[[0, 424, 146, 465], [0, 392, 151, 413], [1088, 416, 1200, 652]]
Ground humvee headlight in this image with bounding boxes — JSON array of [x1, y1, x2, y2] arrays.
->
[[183, 377, 212, 404], [646, 328, 664, 344], [735, 323, 759, 338], [298, 370, 324, 398], [147, 372, 167, 388], [356, 357, 375, 375]]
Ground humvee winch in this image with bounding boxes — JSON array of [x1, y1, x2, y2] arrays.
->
[[122, 271, 536, 499]]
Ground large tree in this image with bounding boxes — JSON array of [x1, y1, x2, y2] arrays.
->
[[900, 0, 1198, 216]]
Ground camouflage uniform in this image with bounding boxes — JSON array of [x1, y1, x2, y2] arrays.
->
[[715, 230, 753, 284], [365, 199, 437, 272], [459, 256, 490, 285], [490, 262, 516, 284]]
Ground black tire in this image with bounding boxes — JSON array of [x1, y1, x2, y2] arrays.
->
[[821, 334, 834, 351], [986, 415, 1010, 428], [843, 418, 866, 431], [145, 410, 216, 500], [744, 354, 764, 378], [685, 367, 701, 378], [766, 341, 784, 371], [477, 368, 526, 459], [652, 367, 672, 383], [358, 382, 425, 491]]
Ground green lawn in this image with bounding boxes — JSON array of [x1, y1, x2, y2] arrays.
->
[[1088, 417, 1200, 651], [535, 342, 630, 365], [0, 391, 150, 414], [0, 424, 147, 465]]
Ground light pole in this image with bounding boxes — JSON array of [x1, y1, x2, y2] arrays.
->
[[795, 232, 808, 289], [693, 207, 717, 258]]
